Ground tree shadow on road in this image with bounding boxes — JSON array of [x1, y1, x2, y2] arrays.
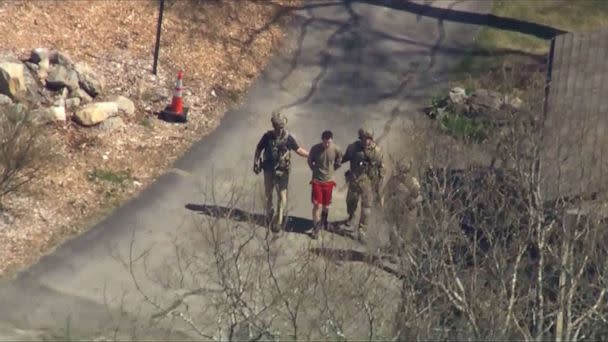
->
[[356, 0, 567, 39], [309, 247, 405, 279], [185, 203, 356, 240], [267, 0, 551, 133]]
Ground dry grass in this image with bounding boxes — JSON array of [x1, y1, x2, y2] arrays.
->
[[478, 0, 608, 55], [0, 0, 294, 87], [0, 0, 298, 277], [451, 0, 608, 76]]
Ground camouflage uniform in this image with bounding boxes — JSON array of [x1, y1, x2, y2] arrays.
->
[[342, 128, 385, 239], [254, 112, 300, 232], [383, 161, 422, 254]]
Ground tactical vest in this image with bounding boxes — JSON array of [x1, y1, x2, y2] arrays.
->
[[263, 130, 291, 172], [350, 141, 377, 180]]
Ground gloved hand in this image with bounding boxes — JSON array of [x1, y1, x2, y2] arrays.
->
[[253, 159, 262, 174], [344, 170, 352, 183]]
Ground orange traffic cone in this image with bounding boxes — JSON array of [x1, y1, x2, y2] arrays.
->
[[160, 70, 188, 123]]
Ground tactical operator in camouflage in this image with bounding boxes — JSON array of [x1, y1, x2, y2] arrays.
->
[[383, 160, 422, 254], [307, 130, 343, 239], [341, 127, 385, 241], [253, 111, 309, 232]]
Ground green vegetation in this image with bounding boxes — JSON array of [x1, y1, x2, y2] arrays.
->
[[452, 0, 608, 76], [228, 89, 242, 103], [427, 93, 449, 118], [88, 168, 133, 185], [440, 113, 487, 143], [139, 116, 154, 129], [426, 91, 487, 143], [478, 0, 608, 55]]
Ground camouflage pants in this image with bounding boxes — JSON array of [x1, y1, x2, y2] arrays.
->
[[346, 177, 373, 231], [264, 169, 289, 228], [384, 178, 422, 253], [386, 206, 417, 254]]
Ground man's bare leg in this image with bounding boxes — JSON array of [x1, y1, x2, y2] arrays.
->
[[311, 203, 322, 239], [312, 204, 322, 227], [321, 206, 329, 230]]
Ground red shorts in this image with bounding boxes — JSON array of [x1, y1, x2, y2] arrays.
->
[[311, 180, 336, 206]]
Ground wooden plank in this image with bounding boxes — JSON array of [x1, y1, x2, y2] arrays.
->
[[578, 33, 595, 195], [558, 32, 580, 197], [597, 30, 608, 190], [541, 29, 608, 199]]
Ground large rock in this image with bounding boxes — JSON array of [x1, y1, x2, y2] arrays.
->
[[31, 106, 66, 124], [65, 97, 80, 109], [21, 66, 44, 105], [38, 58, 50, 79], [110, 95, 135, 116], [49, 51, 73, 67], [69, 88, 93, 104], [0, 62, 26, 100], [29, 48, 51, 79], [449, 87, 468, 105], [468, 89, 504, 117], [29, 48, 50, 64], [0, 52, 20, 64], [504, 95, 523, 109], [49, 106, 66, 122], [24, 62, 38, 72], [46, 65, 79, 91], [0, 94, 13, 106], [74, 102, 118, 126], [53, 98, 65, 107], [74, 62, 104, 97]]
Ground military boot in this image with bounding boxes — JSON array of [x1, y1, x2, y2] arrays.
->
[[344, 213, 355, 228], [357, 225, 367, 243], [270, 217, 281, 233]]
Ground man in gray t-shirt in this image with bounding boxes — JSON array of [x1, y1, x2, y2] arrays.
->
[[307, 130, 343, 239]]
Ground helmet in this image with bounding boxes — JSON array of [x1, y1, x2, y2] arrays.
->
[[358, 127, 373, 140], [396, 160, 412, 174], [271, 111, 287, 128]]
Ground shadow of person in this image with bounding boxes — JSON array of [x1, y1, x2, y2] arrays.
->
[[309, 247, 404, 278], [185, 203, 357, 240]]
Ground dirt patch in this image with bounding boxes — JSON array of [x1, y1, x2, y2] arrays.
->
[[0, 0, 299, 277]]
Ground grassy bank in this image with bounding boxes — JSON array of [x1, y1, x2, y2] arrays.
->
[[453, 0, 608, 76]]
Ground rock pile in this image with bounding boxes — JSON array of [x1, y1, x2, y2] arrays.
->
[[427, 86, 524, 125], [0, 48, 135, 129]]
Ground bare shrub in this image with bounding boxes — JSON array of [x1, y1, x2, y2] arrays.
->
[[386, 71, 608, 340], [107, 65, 608, 341], [0, 104, 51, 202], [112, 178, 402, 340], [114, 114, 608, 340]]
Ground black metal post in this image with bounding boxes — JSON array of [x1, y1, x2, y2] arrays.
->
[[152, 0, 164, 75]]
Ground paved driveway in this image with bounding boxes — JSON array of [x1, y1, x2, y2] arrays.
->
[[0, 1, 492, 339]]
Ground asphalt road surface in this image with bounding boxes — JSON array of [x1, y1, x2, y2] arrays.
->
[[0, 0, 492, 339]]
